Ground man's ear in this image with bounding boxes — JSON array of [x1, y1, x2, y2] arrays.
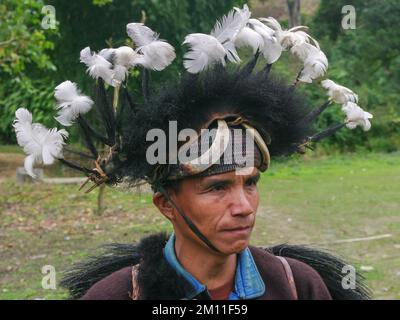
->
[[153, 191, 176, 221]]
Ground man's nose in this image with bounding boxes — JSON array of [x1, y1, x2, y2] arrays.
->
[[229, 187, 254, 217]]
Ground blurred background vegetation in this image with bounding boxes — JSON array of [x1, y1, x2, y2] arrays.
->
[[1, 0, 399, 154], [0, 0, 399, 300]]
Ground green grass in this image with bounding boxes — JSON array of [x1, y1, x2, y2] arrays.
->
[[0, 145, 24, 154], [0, 151, 399, 299], [253, 152, 400, 299]]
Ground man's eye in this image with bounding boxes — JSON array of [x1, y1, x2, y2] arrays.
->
[[210, 184, 226, 192]]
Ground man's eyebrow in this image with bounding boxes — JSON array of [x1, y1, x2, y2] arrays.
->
[[199, 171, 261, 189], [199, 177, 235, 189]]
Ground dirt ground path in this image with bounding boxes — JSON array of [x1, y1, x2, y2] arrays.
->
[[0, 153, 24, 182]]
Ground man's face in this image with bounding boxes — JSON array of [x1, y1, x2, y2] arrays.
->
[[169, 167, 260, 255]]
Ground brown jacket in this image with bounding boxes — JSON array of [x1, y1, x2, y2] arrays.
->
[[81, 246, 332, 300]]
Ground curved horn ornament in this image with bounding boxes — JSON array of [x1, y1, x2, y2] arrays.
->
[[241, 122, 270, 171], [180, 119, 230, 175]]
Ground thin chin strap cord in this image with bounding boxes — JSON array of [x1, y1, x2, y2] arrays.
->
[[157, 185, 221, 253]]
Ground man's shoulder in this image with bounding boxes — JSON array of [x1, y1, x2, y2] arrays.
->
[[285, 256, 332, 299], [80, 266, 133, 300], [249, 246, 332, 299], [249, 245, 323, 280]]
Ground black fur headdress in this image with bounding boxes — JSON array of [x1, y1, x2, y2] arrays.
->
[[13, 4, 373, 192], [114, 65, 317, 188]]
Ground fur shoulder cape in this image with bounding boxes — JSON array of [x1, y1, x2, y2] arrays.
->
[[60, 233, 371, 300]]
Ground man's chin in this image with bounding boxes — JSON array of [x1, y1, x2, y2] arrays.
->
[[219, 239, 250, 255], [218, 230, 252, 253]]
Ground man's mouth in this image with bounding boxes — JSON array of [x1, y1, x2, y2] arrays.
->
[[222, 225, 252, 235]]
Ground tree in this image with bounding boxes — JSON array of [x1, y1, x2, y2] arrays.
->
[[46, 0, 247, 84], [1, 0, 247, 144], [0, 0, 57, 75], [0, 0, 59, 143], [287, 0, 301, 28], [311, 0, 400, 152]]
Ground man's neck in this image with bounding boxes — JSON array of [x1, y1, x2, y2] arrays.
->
[[174, 236, 237, 290]]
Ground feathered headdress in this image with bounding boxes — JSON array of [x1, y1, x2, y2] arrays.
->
[[13, 4, 373, 193]]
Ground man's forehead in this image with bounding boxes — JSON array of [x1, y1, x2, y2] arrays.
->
[[197, 167, 260, 183]]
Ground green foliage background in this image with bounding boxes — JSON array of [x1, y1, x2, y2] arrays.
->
[[0, 0, 246, 143], [0, 0, 59, 142], [310, 0, 400, 153], [0, 0, 399, 153]]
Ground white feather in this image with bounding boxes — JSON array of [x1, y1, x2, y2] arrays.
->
[[299, 55, 328, 83], [114, 46, 138, 67], [98, 48, 115, 62], [258, 17, 282, 32], [127, 23, 176, 71], [234, 27, 264, 53], [211, 4, 250, 63], [13, 108, 68, 178], [321, 79, 358, 104], [126, 23, 158, 47], [248, 19, 282, 64], [99, 46, 139, 82], [54, 81, 94, 126], [259, 17, 318, 53], [212, 4, 249, 44], [290, 42, 311, 61], [111, 65, 129, 83], [80, 47, 116, 86], [100, 46, 138, 67], [291, 30, 320, 49], [224, 41, 241, 63], [24, 154, 37, 178], [261, 39, 283, 64], [13, 108, 34, 151], [249, 19, 275, 39], [183, 33, 226, 74], [342, 102, 373, 131], [291, 43, 328, 82], [135, 41, 176, 71], [279, 30, 310, 50], [42, 128, 69, 164]]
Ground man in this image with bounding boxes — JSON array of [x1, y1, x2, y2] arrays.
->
[[14, 7, 372, 299], [79, 168, 332, 300], [58, 67, 370, 300]]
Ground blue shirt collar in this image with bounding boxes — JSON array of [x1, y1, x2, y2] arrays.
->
[[163, 233, 265, 300]]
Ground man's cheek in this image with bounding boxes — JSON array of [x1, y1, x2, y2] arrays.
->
[[252, 193, 260, 210]]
